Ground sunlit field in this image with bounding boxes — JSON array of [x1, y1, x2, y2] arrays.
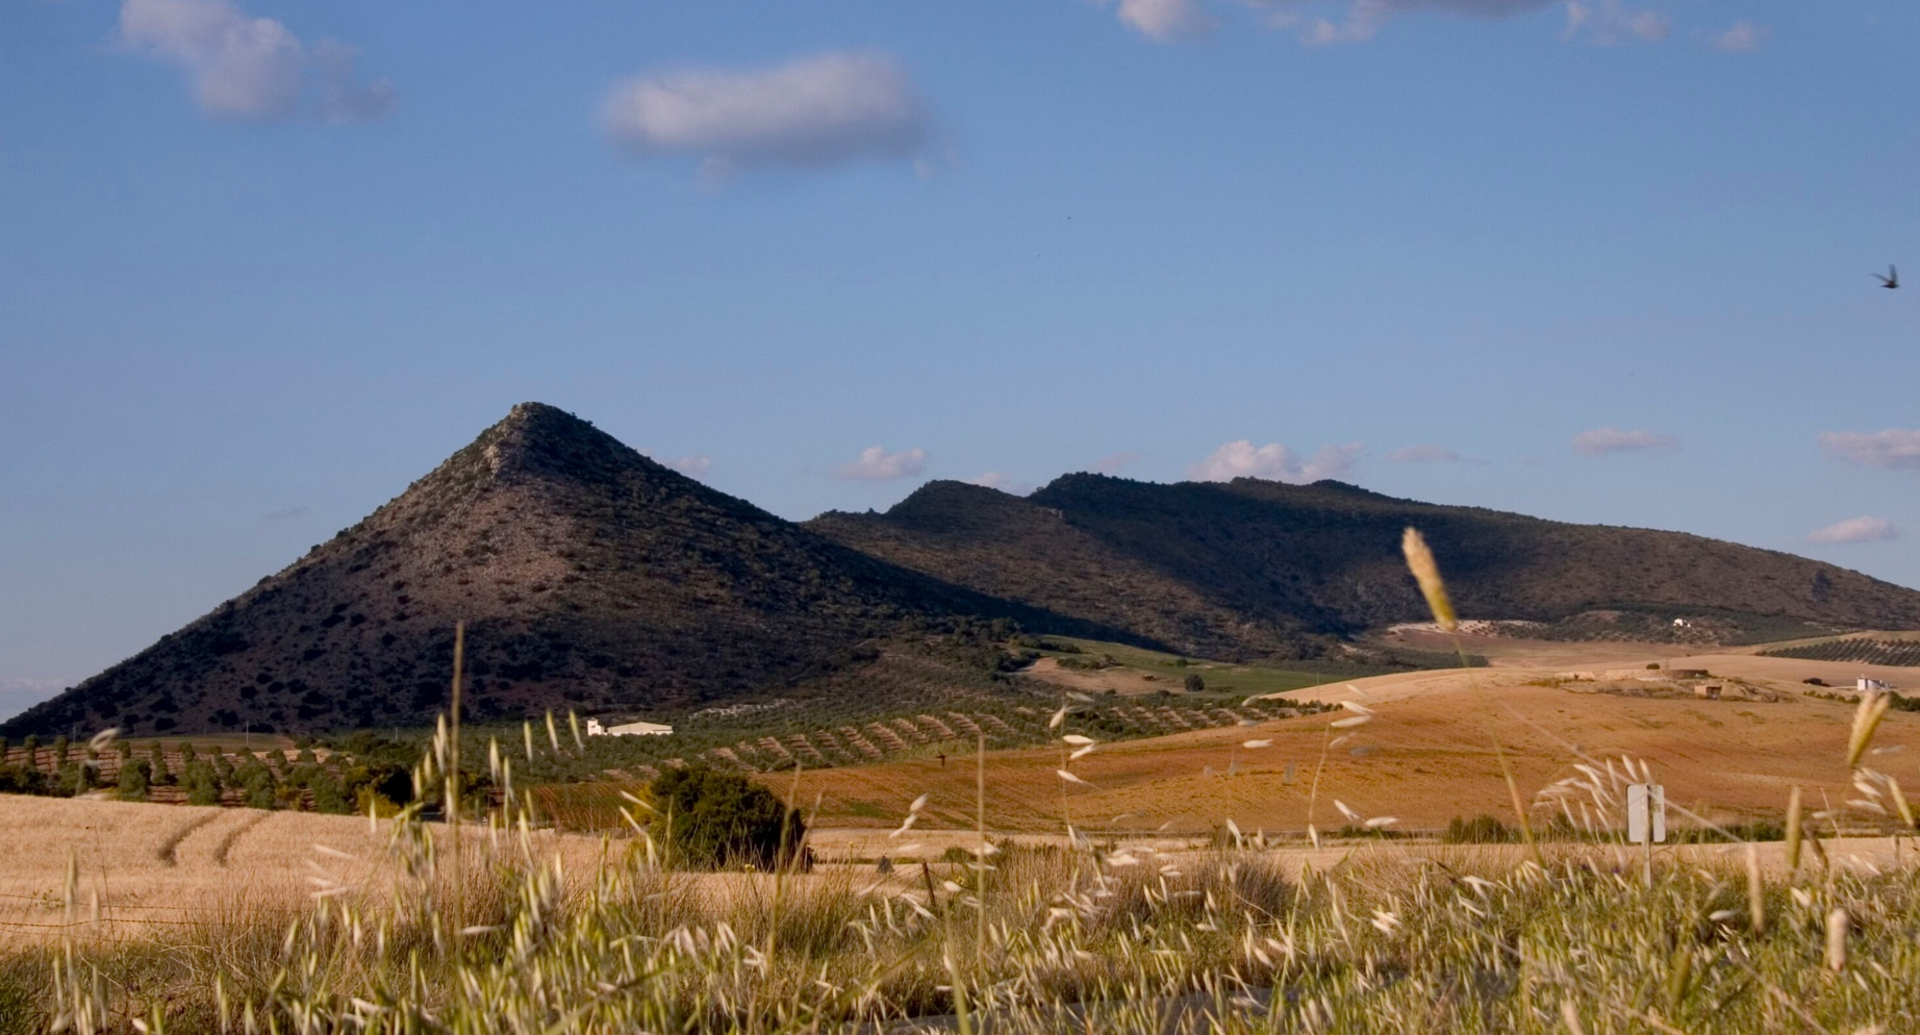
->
[[5, 536, 1919, 1035]]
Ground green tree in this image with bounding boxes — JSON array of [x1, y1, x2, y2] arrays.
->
[[148, 742, 173, 786], [182, 761, 222, 806], [117, 759, 152, 802], [57, 761, 92, 796], [52, 736, 69, 767], [310, 771, 351, 814], [0, 761, 47, 795], [239, 760, 278, 810], [1183, 674, 1205, 693], [649, 765, 807, 871]]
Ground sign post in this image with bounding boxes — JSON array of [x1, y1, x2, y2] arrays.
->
[[1628, 783, 1666, 886]]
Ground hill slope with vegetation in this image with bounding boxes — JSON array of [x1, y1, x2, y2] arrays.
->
[[14, 407, 1920, 740], [0, 405, 1111, 738], [810, 475, 1920, 659]]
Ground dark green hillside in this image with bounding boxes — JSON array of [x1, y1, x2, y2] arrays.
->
[[1, 404, 1106, 738], [808, 481, 1321, 660], [811, 475, 1920, 658], [17, 404, 1920, 740]]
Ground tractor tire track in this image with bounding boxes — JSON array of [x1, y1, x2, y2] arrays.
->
[[212, 812, 269, 868], [154, 811, 222, 868]]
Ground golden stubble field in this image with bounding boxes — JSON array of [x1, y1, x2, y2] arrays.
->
[[0, 797, 630, 944], [6, 638, 1917, 945], [788, 646, 1920, 837]]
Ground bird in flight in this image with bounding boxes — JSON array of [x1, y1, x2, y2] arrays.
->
[[1876, 265, 1899, 289]]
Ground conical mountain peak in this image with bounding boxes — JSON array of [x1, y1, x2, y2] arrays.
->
[[465, 402, 665, 488], [1, 405, 1049, 737]]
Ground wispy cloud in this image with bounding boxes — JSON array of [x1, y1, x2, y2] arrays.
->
[[834, 446, 928, 482], [117, 0, 393, 123], [602, 53, 932, 176], [1819, 429, 1920, 471], [1561, 0, 1669, 45], [0, 678, 70, 723], [1711, 20, 1768, 53], [645, 452, 713, 478], [261, 505, 311, 524], [1808, 516, 1898, 545], [1106, 0, 1216, 41], [963, 471, 1037, 495], [1572, 427, 1676, 456], [1219, 0, 1708, 47], [1189, 440, 1362, 483], [1387, 445, 1460, 463], [1091, 450, 1144, 475]]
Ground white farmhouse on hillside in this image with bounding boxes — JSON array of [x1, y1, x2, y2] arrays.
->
[[586, 718, 673, 737]]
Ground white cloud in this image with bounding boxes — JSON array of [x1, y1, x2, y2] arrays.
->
[[1820, 430, 1920, 471], [118, 0, 392, 123], [1111, 0, 1216, 41], [1271, 0, 1390, 45], [1091, 450, 1144, 475], [644, 452, 712, 478], [834, 446, 929, 482], [1572, 427, 1676, 456], [1188, 440, 1362, 483], [1711, 20, 1767, 53], [963, 472, 1037, 495], [1808, 516, 1898, 545], [1387, 445, 1460, 463], [1253, 0, 1556, 45], [602, 53, 931, 174], [1249, 0, 1689, 46], [1561, 0, 1669, 45]]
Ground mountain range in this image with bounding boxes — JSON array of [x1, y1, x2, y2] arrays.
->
[[8, 402, 1918, 737]]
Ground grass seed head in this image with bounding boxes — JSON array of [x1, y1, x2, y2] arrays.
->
[[1846, 691, 1892, 768], [1401, 527, 1457, 632]]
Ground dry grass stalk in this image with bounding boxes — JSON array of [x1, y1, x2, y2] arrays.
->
[[1400, 528, 1456, 633]]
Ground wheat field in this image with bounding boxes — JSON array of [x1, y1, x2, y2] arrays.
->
[[6, 540, 1920, 1032]]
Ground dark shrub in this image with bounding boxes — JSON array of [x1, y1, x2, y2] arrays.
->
[[1444, 814, 1514, 844], [649, 765, 806, 871], [1183, 674, 1205, 693], [0, 764, 47, 796]]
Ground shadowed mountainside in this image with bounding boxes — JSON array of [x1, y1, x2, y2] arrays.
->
[[808, 475, 1920, 659], [2, 405, 1114, 738], [14, 406, 1920, 739]]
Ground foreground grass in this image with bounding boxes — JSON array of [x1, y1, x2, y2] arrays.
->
[[6, 823, 1917, 1033], [10, 542, 1914, 1034]]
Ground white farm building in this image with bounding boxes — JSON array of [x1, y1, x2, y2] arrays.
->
[[586, 718, 673, 737]]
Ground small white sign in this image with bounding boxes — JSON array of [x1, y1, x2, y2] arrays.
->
[[1628, 783, 1666, 844]]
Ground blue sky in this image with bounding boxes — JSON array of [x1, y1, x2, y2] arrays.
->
[[3, 0, 1917, 716]]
